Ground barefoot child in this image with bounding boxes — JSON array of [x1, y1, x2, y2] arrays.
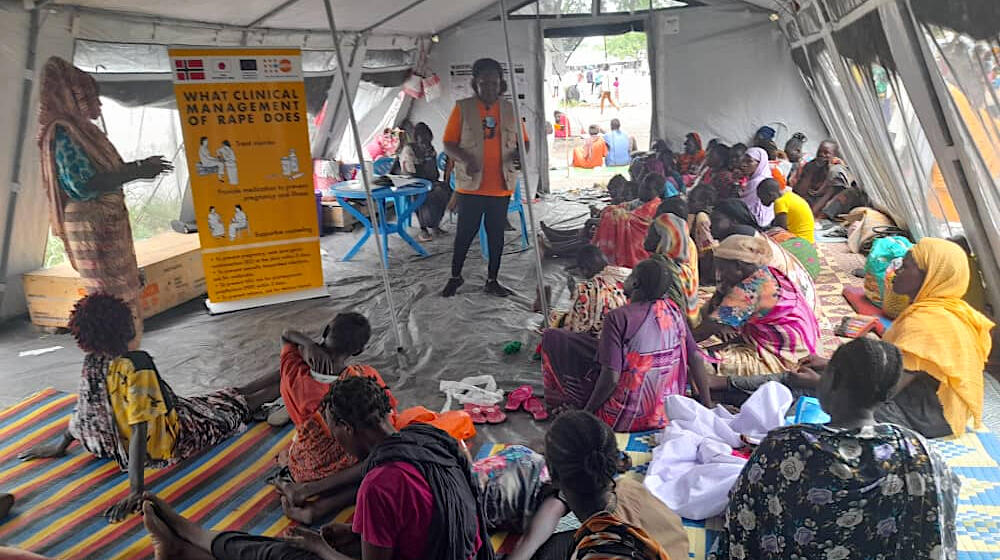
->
[[19, 293, 281, 522]]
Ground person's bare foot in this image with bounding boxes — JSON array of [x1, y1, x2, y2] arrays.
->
[[280, 495, 317, 525], [0, 493, 13, 519], [143, 501, 187, 560], [142, 493, 206, 546], [18, 441, 68, 461]]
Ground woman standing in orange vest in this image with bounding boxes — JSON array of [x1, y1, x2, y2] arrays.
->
[[441, 58, 529, 298]]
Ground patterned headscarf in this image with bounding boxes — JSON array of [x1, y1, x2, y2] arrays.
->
[[714, 234, 773, 266], [38, 57, 123, 238]]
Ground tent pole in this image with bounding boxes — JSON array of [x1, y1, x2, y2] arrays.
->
[[0, 6, 41, 302], [498, 0, 549, 325], [321, 0, 406, 357]]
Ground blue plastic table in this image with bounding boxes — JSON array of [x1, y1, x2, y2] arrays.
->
[[331, 177, 431, 262]]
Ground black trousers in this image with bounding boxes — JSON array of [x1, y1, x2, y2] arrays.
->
[[452, 192, 510, 279]]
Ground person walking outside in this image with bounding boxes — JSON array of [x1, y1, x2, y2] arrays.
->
[[441, 58, 529, 298], [598, 65, 619, 114]]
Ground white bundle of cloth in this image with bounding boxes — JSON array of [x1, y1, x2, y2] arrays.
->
[[643, 382, 793, 520]]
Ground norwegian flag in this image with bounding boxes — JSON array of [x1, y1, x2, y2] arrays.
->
[[175, 59, 205, 81]]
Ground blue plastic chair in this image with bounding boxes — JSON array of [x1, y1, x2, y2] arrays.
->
[[479, 180, 529, 260], [437, 152, 455, 190], [373, 156, 395, 175]]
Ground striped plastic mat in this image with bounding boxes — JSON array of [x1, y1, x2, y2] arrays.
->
[[0, 388, 295, 559]]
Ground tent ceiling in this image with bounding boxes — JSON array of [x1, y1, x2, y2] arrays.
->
[[51, 0, 498, 34]]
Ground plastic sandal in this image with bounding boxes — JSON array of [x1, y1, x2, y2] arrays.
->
[[483, 404, 507, 424], [505, 385, 533, 411], [523, 397, 549, 421], [463, 403, 488, 424]]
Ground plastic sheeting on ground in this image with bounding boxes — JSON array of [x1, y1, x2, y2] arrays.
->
[[643, 381, 793, 520]]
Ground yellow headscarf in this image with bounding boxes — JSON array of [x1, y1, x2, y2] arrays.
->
[[884, 238, 995, 436]]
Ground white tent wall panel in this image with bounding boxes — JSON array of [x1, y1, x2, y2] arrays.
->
[[408, 17, 545, 198], [649, 7, 828, 153], [0, 7, 76, 321]]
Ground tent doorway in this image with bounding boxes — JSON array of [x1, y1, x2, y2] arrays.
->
[[545, 31, 651, 193]]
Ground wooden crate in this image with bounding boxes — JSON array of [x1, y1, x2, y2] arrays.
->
[[22, 232, 205, 328], [322, 201, 361, 230]]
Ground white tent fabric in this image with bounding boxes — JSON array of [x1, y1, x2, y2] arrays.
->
[[53, 0, 497, 35], [649, 6, 827, 153]]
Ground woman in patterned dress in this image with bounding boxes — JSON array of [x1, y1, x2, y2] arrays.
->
[[694, 234, 820, 376], [547, 245, 630, 337], [18, 293, 281, 523], [38, 57, 173, 349], [709, 338, 959, 560], [542, 258, 713, 432]]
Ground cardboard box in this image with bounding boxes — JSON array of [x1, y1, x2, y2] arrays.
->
[[322, 201, 360, 230], [22, 231, 205, 328]]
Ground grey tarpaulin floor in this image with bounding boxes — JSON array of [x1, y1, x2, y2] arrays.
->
[[0, 196, 602, 450], [3, 192, 1000, 446]]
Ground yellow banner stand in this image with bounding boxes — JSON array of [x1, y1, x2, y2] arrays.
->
[[169, 47, 326, 313]]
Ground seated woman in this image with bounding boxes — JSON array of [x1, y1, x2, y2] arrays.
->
[[657, 148, 684, 198], [592, 174, 662, 268], [20, 293, 281, 522], [718, 143, 747, 199], [757, 179, 820, 278], [398, 122, 450, 242], [735, 147, 775, 227], [688, 142, 730, 192], [676, 132, 705, 176], [538, 175, 634, 259], [693, 234, 820, 376], [711, 199, 819, 312], [547, 245, 630, 336], [546, 411, 680, 560], [140, 376, 492, 560], [812, 238, 992, 438], [572, 125, 609, 169], [688, 182, 719, 284], [709, 338, 959, 560], [644, 196, 700, 322], [542, 258, 713, 432]]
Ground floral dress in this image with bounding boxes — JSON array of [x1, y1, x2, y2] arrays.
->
[[709, 423, 959, 560]]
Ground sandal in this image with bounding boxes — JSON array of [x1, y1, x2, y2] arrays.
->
[[523, 397, 549, 421], [505, 385, 533, 411], [483, 404, 507, 424], [463, 403, 488, 424]]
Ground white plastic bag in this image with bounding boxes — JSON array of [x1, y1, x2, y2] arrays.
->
[[402, 72, 424, 99], [439, 375, 504, 411], [422, 73, 442, 102]]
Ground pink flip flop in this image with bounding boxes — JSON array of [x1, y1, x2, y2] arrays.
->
[[463, 403, 487, 424], [483, 404, 507, 424], [505, 385, 534, 411], [523, 397, 549, 421]]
